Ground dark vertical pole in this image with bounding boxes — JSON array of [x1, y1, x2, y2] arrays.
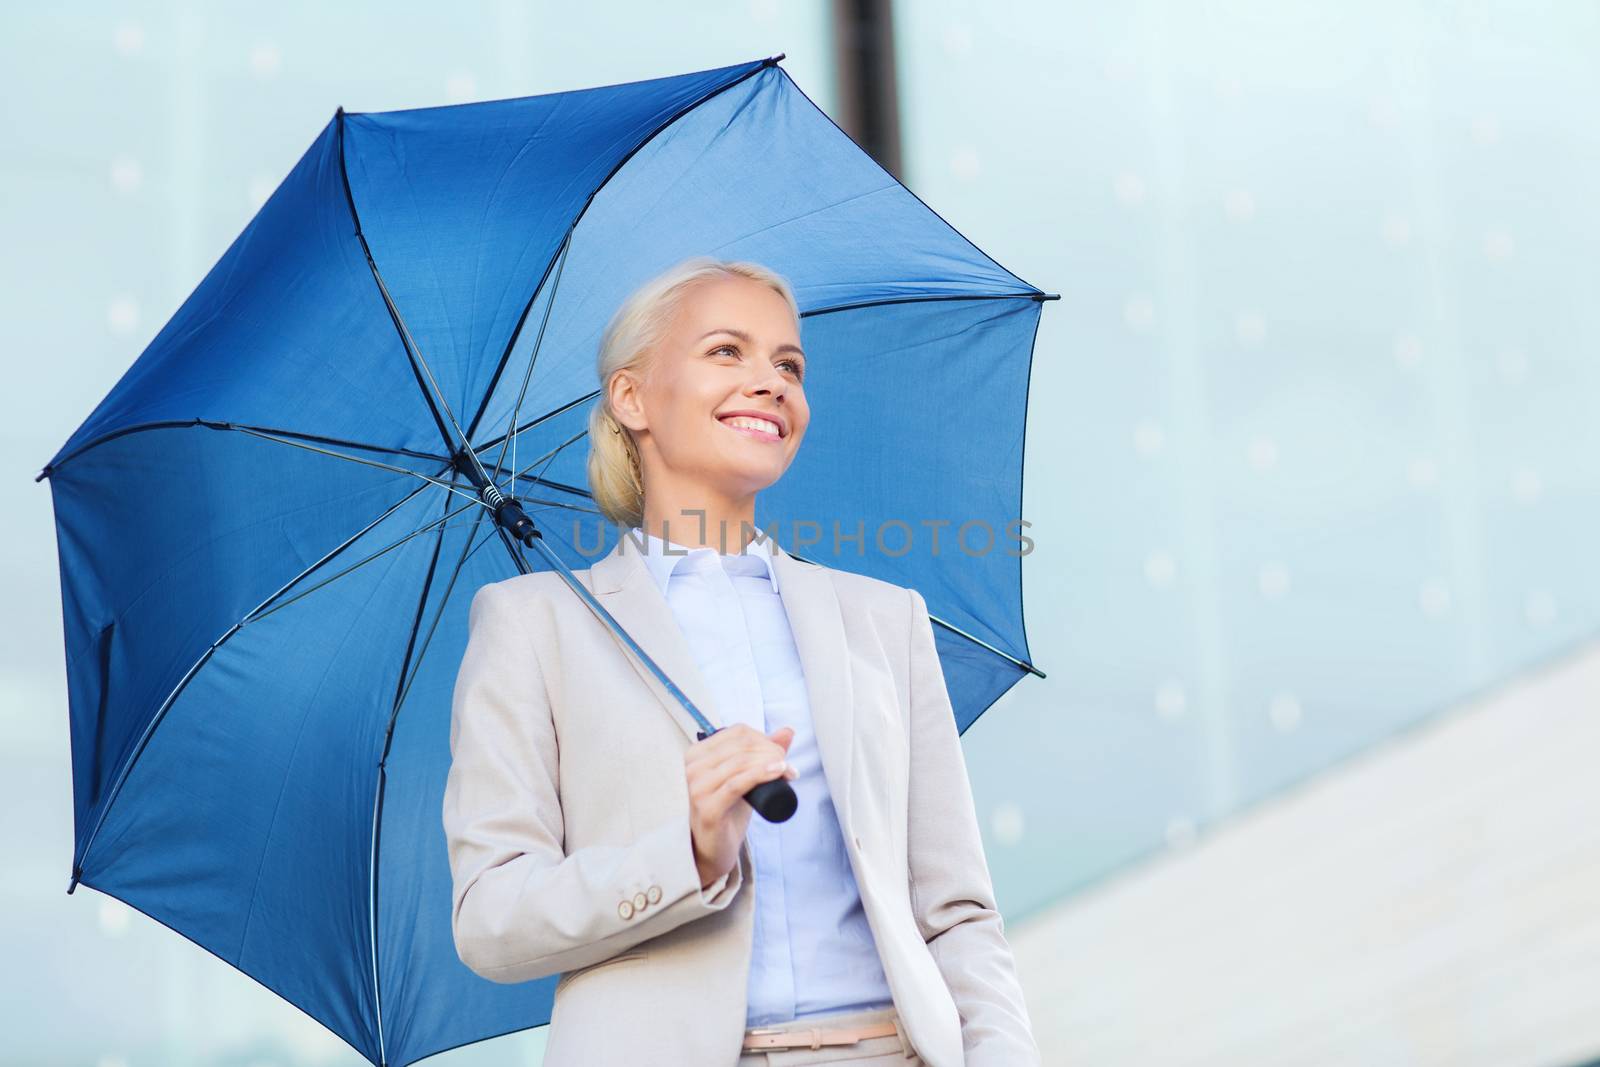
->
[[830, 0, 904, 181]]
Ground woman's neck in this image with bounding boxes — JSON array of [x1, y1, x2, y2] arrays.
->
[[639, 494, 759, 554]]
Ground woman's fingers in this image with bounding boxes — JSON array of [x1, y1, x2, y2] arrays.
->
[[696, 734, 793, 790], [688, 724, 791, 777], [686, 724, 797, 817], [692, 749, 784, 815], [715, 752, 799, 801], [698, 733, 786, 779], [685, 724, 802, 883]]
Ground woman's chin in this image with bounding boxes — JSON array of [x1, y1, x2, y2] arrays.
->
[[710, 465, 786, 497]]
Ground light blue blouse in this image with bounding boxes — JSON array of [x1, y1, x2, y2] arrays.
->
[[626, 526, 896, 1027]]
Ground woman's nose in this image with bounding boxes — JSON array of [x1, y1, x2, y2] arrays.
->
[[747, 362, 789, 396], [745, 377, 780, 399]]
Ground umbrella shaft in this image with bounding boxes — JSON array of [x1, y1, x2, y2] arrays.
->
[[521, 533, 718, 738], [453, 448, 718, 737]]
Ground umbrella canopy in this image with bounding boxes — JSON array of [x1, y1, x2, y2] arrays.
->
[[40, 54, 1053, 1066]]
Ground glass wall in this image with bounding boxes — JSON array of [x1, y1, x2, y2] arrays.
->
[[7, 1, 1600, 1063]]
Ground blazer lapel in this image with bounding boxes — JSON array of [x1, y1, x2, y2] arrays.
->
[[582, 533, 857, 832], [584, 535, 726, 744], [768, 539, 856, 833]]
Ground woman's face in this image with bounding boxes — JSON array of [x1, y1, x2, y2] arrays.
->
[[614, 274, 809, 499]]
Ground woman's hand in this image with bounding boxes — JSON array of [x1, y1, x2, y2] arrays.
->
[[684, 723, 799, 889]]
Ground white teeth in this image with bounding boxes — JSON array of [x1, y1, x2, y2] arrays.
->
[[721, 415, 780, 436]]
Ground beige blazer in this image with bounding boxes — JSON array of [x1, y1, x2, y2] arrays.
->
[[442, 534, 1040, 1067]]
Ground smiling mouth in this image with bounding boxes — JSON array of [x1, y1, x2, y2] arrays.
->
[[716, 414, 784, 442]]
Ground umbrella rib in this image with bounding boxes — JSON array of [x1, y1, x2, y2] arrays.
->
[[457, 294, 1054, 474], [477, 422, 601, 512], [927, 612, 1046, 679], [505, 425, 593, 516], [67, 476, 440, 892], [1012, 307, 1046, 689], [800, 290, 1058, 320], [367, 753, 388, 1067], [488, 225, 575, 491], [246, 492, 486, 626], [35, 418, 449, 484], [336, 108, 488, 481], [471, 387, 600, 458], [230, 425, 485, 507], [468, 282, 1048, 480], [235, 421, 599, 518], [462, 55, 784, 447], [388, 503, 500, 726], [467, 286, 1056, 450], [366, 486, 476, 1067], [509, 491, 602, 515], [387, 511, 492, 723]]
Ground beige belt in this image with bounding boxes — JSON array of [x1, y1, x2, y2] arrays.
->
[[742, 1018, 900, 1051]]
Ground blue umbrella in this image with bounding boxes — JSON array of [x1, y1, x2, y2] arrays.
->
[[40, 54, 1054, 1066]]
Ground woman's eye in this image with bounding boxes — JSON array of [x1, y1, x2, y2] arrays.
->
[[710, 344, 802, 381]]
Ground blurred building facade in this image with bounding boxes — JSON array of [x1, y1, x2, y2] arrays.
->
[[4, 3, 1598, 1065]]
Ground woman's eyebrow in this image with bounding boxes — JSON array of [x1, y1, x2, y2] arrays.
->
[[696, 327, 805, 359]]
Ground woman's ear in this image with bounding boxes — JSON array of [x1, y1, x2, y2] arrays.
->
[[609, 369, 647, 433]]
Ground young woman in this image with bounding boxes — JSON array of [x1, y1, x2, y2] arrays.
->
[[443, 258, 1039, 1066]]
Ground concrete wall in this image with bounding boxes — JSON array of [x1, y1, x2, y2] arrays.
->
[[1010, 638, 1600, 1067]]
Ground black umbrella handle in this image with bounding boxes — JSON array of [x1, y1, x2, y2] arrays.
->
[[697, 728, 799, 823]]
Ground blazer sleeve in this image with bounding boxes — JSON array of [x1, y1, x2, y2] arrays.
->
[[442, 580, 745, 985], [904, 587, 1043, 1066]]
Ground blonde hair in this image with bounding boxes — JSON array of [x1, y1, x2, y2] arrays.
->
[[586, 256, 801, 529]]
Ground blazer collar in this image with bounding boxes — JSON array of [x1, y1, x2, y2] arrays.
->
[[583, 532, 857, 830], [622, 524, 780, 596]]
